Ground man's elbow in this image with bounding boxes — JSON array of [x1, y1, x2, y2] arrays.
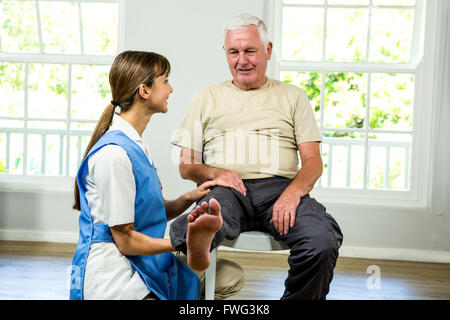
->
[[179, 163, 190, 180], [317, 158, 323, 178]]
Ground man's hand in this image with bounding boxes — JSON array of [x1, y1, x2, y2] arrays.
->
[[179, 148, 247, 196], [213, 168, 247, 196], [269, 141, 322, 235], [270, 187, 302, 236]]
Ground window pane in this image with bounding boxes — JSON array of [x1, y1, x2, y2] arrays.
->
[[326, 9, 368, 62], [369, 145, 385, 189], [81, 2, 118, 55], [69, 134, 90, 176], [39, 1, 80, 54], [280, 71, 321, 124], [282, 7, 323, 61], [320, 143, 329, 187], [27, 134, 42, 175], [28, 63, 68, 119], [369, 9, 414, 63], [0, 120, 23, 128], [0, 0, 39, 53], [69, 136, 81, 176], [70, 122, 96, 131], [331, 145, 348, 188], [349, 144, 365, 189], [373, 0, 415, 5], [321, 135, 365, 188], [0, 62, 25, 117], [283, 0, 324, 4], [28, 121, 66, 130], [368, 133, 411, 190], [328, 0, 370, 4], [369, 73, 414, 130], [324, 72, 367, 129], [0, 132, 6, 173], [389, 146, 408, 190], [45, 134, 63, 176], [9, 133, 23, 174], [71, 65, 111, 120]]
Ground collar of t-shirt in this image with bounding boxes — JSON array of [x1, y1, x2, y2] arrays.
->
[[108, 113, 154, 166]]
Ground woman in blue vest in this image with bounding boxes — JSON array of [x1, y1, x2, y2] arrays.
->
[[69, 51, 243, 300]]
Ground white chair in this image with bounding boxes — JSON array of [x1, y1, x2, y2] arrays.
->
[[204, 231, 289, 300]]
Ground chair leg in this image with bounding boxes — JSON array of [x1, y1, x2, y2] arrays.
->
[[204, 248, 217, 300]]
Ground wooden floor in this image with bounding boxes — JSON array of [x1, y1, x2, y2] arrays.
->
[[1, 241, 449, 300]]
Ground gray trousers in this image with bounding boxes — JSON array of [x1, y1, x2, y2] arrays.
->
[[170, 176, 343, 300]]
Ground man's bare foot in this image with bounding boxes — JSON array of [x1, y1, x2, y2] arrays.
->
[[186, 198, 223, 271]]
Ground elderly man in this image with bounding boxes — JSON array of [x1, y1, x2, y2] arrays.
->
[[170, 13, 343, 300]]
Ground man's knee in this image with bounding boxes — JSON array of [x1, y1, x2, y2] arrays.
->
[[205, 185, 235, 199], [288, 209, 342, 270], [293, 197, 342, 257]]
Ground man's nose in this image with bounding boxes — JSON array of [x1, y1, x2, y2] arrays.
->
[[237, 51, 249, 65]]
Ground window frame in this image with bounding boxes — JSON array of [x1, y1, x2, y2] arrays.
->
[[266, 0, 433, 207], [0, 0, 125, 193]]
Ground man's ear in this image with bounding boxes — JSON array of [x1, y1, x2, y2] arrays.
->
[[266, 41, 273, 60], [138, 83, 151, 100]]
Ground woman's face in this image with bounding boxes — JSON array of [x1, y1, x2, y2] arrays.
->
[[148, 74, 173, 113]]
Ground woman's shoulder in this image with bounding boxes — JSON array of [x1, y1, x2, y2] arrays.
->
[[88, 144, 132, 172]]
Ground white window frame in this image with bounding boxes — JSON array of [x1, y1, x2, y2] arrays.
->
[[265, 0, 434, 208], [0, 0, 126, 193]]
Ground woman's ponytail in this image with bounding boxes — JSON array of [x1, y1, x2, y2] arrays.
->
[[72, 103, 115, 210]]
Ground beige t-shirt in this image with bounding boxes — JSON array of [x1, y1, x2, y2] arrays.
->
[[171, 78, 322, 179]]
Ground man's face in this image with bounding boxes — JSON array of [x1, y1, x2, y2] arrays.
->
[[224, 25, 272, 91]]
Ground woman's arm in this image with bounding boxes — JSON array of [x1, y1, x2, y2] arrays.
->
[[110, 223, 174, 256], [164, 180, 225, 221], [164, 196, 193, 221]]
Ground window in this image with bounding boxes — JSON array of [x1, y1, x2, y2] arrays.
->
[[271, 0, 427, 199], [0, 0, 119, 178]]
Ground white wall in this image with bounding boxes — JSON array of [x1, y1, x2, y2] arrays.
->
[[0, 0, 449, 263]]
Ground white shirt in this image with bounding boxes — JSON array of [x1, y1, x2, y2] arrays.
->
[[83, 114, 153, 300]]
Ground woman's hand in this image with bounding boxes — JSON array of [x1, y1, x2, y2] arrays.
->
[[183, 179, 234, 203]]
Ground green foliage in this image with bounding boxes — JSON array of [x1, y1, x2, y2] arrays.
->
[[283, 70, 413, 138], [96, 71, 110, 99], [1, 1, 40, 52], [0, 63, 24, 90]]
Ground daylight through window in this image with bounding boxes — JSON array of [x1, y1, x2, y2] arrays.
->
[[276, 0, 426, 191], [0, 0, 118, 177]]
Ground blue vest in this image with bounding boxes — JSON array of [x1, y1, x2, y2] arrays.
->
[[69, 130, 201, 300]]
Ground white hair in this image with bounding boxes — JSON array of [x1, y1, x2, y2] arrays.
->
[[223, 14, 270, 50]]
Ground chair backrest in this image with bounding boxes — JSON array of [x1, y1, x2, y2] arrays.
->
[[221, 231, 289, 251]]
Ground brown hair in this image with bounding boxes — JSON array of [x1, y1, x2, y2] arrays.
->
[[73, 51, 171, 210]]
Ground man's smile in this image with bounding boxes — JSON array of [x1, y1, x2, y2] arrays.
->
[[237, 67, 255, 74]]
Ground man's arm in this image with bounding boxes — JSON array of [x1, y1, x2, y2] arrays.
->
[[179, 147, 214, 183], [179, 147, 247, 195], [287, 141, 323, 197], [270, 141, 323, 235]]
